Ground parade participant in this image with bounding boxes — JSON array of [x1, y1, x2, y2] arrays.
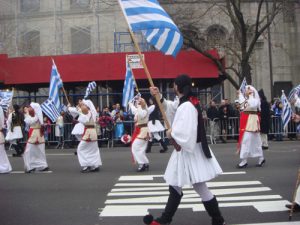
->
[[5, 104, 24, 157], [237, 85, 265, 168], [129, 97, 150, 172], [146, 97, 168, 153], [145, 74, 224, 225], [76, 99, 102, 173], [258, 89, 270, 150], [0, 106, 12, 173], [68, 99, 84, 142], [55, 111, 64, 149], [23, 103, 49, 173]]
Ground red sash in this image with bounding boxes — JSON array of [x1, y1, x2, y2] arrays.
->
[[130, 125, 141, 164], [237, 112, 249, 153]]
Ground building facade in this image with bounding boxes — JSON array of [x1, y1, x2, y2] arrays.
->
[[0, 0, 299, 103]]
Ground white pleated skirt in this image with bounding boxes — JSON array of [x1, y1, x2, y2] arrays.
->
[[77, 141, 102, 167], [240, 132, 263, 159], [164, 143, 223, 187], [148, 120, 165, 133], [5, 126, 23, 141], [0, 144, 12, 173], [71, 123, 84, 136]]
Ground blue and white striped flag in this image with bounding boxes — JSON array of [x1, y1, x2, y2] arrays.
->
[[41, 98, 61, 123], [288, 84, 300, 101], [49, 60, 63, 110], [122, 61, 136, 108], [84, 81, 97, 99], [281, 91, 292, 130], [0, 90, 13, 112], [239, 77, 247, 95], [119, 0, 183, 57]]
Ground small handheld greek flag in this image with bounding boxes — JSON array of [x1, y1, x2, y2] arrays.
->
[[119, 0, 183, 57], [122, 61, 136, 108], [0, 90, 13, 112], [239, 77, 247, 95], [84, 81, 97, 99], [288, 84, 300, 101], [41, 98, 61, 123], [281, 90, 292, 130]]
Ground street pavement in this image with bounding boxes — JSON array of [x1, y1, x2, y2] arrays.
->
[[0, 141, 299, 225]]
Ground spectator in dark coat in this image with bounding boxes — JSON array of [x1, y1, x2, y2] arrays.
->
[[258, 89, 271, 149]]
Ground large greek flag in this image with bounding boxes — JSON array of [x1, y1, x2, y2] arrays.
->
[[49, 60, 63, 110], [122, 61, 136, 108], [0, 90, 13, 112], [41, 98, 61, 123], [281, 91, 292, 130], [119, 0, 183, 57], [84, 81, 97, 99]]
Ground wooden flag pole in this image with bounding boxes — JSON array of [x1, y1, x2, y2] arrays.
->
[[289, 168, 300, 220], [126, 54, 140, 93], [128, 29, 171, 129], [61, 86, 70, 106]]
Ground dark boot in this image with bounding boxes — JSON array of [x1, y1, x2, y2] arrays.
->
[[13, 144, 23, 156], [203, 196, 225, 225], [155, 186, 183, 224], [159, 139, 168, 153], [146, 141, 153, 153]]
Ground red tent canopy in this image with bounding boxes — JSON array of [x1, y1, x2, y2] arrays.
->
[[0, 50, 221, 85]]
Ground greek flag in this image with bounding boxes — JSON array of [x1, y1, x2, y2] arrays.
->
[[122, 61, 136, 108], [84, 81, 97, 99], [281, 91, 292, 130], [239, 77, 247, 95], [49, 60, 63, 110], [41, 98, 61, 123], [0, 90, 13, 112], [288, 84, 300, 101], [119, 0, 183, 57]]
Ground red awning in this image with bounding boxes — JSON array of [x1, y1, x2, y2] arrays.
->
[[0, 50, 221, 85]]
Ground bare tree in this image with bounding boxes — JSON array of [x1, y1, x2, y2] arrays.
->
[[165, 0, 285, 89]]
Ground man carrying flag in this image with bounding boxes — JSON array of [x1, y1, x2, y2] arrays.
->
[[281, 90, 292, 131]]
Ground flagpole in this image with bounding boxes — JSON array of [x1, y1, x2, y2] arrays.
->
[[126, 54, 140, 93], [61, 86, 70, 105], [127, 29, 171, 129]]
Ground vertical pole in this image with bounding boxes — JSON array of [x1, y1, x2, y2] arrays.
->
[[266, 1, 274, 99]]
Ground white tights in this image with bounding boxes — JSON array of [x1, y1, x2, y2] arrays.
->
[[171, 182, 214, 202]]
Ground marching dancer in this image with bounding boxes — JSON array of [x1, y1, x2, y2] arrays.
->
[[5, 104, 24, 157], [146, 75, 224, 225], [236, 85, 265, 168], [129, 97, 150, 172], [68, 99, 84, 142], [146, 97, 168, 153], [0, 106, 12, 173], [76, 99, 102, 173], [23, 103, 49, 173]]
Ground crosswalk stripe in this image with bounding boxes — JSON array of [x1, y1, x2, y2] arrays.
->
[[115, 181, 261, 187], [234, 222, 300, 225], [108, 187, 271, 196]]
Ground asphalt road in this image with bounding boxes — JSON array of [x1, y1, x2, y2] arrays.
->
[[0, 141, 299, 225]]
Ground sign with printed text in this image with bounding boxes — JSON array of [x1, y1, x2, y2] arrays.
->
[[127, 54, 144, 69]]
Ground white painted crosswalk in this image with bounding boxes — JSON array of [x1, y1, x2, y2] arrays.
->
[[99, 171, 291, 218]]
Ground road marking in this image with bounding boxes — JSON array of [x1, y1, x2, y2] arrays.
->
[[234, 222, 300, 225], [100, 172, 292, 217]]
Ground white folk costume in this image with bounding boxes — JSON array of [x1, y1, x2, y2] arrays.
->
[[145, 75, 225, 225], [146, 104, 168, 153], [237, 85, 265, 168], [77, 100, 102, 172], [129, 101, 150, 172], [0, 107, 12, 173], [6, 106, 24, 156], [23, 103, 49, 173], [68, 106, 84, 141]]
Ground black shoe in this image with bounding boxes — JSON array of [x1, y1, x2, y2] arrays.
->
[[159, 148, 168, 153], [81, 166, 90, 173], [25, 168, 36, 173], [256, 159, 266, 167], [236, 163, 248, 169], [40, 167, 50, 172], [137, 164, 148, 172], [262, 146, 269, 150], [90, 167, 100, 172], [74, 151, 77, 155], [12, 153, 22, 157], [286, 203, 300, 212]]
